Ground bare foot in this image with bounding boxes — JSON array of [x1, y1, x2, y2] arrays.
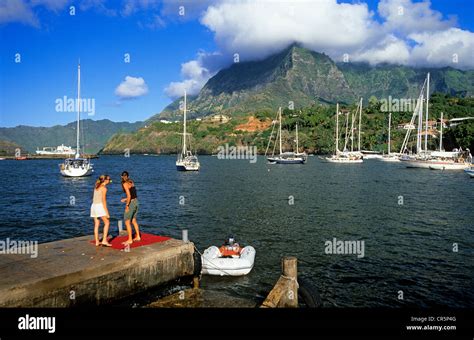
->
[[133, 237, 141, 242], [95, 242, 101, 247], [122, 240, 133, 246], [101, 242, 112, 247]]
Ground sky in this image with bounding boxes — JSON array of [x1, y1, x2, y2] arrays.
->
[[0, 0, 473, 127]]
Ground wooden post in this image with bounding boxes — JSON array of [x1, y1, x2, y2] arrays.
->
[[282, 257, 297, 279], [193, 277, 200, 289], [261, 256, 298, 308]]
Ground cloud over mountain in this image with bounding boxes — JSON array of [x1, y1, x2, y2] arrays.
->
[[166, 0, 474, 98]]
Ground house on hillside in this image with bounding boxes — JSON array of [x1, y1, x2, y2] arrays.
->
[[207, 114, 230, 123]]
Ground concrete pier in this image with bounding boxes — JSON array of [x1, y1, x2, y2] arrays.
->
[[0, 235, 196, 307]]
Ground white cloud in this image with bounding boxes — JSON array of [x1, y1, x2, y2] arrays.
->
[[409, 28, 474, 69], [352, 35, 411, 65], [115, 76, 149, 99], [201, 0, 377, 62], [164, 51, 223, 98], [378, 0, 456, 35], [163, 0, 474, 98], [0, 0, 39, 26]]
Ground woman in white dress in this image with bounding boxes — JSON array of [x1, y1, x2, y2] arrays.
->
[[91, 174, 112, 247]]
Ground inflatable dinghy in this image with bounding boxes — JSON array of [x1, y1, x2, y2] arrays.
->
[[201, 245, 256, 276]]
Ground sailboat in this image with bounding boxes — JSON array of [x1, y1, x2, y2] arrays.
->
[[325, 102, 363, 163], [380, 112, 400, 162], [294, 121, 308, 160], [266, 107, 307, 164], [176, 91, 200, 171], [59, 63, 93, 177], [400, 73, 471, 170], [428, 111, 472, 170]]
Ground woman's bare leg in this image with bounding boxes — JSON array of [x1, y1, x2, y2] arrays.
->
[[132, 218, 141, 241], [101, 217, 112, 246], [122, 220, 133, 245], [94, 218, 100, 246]]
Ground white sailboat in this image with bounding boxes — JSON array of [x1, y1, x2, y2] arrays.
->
[[59, 63, 93, 177], [176, 91, 200, 171], [266, 107, 307, 164], [380, 112, 400, 162], [400, 73, 471, 170], [325, 102, 363, 163]]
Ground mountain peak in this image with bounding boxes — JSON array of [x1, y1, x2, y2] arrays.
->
[[156, 46, 474, 120]]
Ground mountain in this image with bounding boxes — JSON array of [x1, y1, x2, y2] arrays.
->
[[102, 93, 474, 155], [151, 44, 474, 121], [0, 119, 144, 154], [0, 140, 23, 156]]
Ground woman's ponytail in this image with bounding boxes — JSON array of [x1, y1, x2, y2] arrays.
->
[[95, 175, 106, 189]]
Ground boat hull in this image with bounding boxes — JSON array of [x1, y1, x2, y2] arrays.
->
[[401, 158, 469, 170], [380, 156, 400, 162], [59, 158, 94, 177], [60, 167, 93, 177], [61, 169, 94, 177], [324, 156, 363, 163], [464, 169, 474, 177], [267, 154, 307, 164], [362, 154, 382, 160], [176, 164, 199, 171], [176, 161, 200, 171], [268, 158, 306, 164], [429, 163, 470, 170], [201, 246, 256, 276]]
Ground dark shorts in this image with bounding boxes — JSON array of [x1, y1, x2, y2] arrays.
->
[[124, 199, 138, 221]]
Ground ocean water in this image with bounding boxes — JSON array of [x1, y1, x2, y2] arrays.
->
[[1, 155, 473, 307]]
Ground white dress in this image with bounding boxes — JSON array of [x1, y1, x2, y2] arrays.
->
[[90, 187, 107, 218]]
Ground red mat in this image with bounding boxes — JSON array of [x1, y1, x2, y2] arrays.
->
[[90, 233, 171, 250]]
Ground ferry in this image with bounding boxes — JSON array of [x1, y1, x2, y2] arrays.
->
[[36, 144, 75, 156]]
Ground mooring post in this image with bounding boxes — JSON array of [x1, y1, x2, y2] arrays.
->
[[282, 256, 298, 307], [118, 220, 123, 234], [282, 256, 297, 279], [182, 229, 189, 243], [261, 256, 299, 308]]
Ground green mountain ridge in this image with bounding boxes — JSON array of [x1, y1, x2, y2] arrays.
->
[[152, 45, 474, 121], [0, 119, 144, 154], [102, 93, 474, 156]]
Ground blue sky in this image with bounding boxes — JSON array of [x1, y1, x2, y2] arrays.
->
[[1, 0, 473, 127]]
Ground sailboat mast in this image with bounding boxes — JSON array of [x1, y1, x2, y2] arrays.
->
[[350, 110, 355, 152], [388, 112, 392, 155], [440, 111, 443, 151], [279, 107, 282, 155], [424, 73, 430, 152], [296, 122, 299, 153], [344, 110, 349, 151], [76, 62, 81, 158], [335, 103, 339, 153], [182, 91, 187, 155], [417, 93, 423, 154], [358, 98, 362, 151]]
